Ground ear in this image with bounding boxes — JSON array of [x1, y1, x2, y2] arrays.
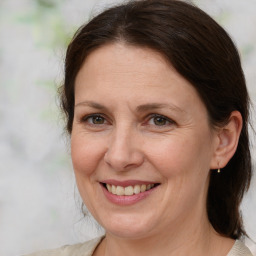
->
[[210, 111, 243, 169]]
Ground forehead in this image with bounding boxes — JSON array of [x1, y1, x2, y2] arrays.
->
[[77, 43, 172, 83], [74, 43, 206, 116], [76, 43, 186, 91]]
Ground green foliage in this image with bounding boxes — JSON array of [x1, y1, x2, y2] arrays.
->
[[241, 44, 254, 59], [14, 0, 73, 50], [36, 0, 56, 9]]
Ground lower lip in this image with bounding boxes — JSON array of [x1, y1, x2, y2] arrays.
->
[[101, 184, 158, 206]]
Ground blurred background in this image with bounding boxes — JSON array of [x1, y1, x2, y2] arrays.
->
[[0, 0, 255, 255]]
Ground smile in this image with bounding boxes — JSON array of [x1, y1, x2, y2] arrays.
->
[[100, 180, 160, 205], [104, 183, 157, 196]]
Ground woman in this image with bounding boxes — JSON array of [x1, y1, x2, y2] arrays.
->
[[26, 0, 254, 255]]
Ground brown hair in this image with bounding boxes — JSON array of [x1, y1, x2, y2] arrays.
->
[[60, 0, 252, 239]]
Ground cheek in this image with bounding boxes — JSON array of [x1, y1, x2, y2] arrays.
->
[[144, 135, 211, 216], [71, 133, 106, 177], [144, 133, 212, 178], [71, 133, 106, 211]]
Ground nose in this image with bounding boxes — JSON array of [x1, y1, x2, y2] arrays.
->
[[104, 126, 144, 171]]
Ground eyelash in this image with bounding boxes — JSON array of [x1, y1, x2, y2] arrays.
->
[[81, 114, 108, 125], [80, 113, 175, 128], [146, 114, 175, 127]]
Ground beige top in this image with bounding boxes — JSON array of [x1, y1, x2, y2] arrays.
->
[[24, 237, 253, 256]]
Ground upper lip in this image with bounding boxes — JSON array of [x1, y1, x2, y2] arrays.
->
[[100, 179, 160, 187]]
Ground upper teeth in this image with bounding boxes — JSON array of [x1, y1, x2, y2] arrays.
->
[[106, 184, 155, 196]]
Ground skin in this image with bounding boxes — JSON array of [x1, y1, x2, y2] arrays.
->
[[71, 43, 242, 256]]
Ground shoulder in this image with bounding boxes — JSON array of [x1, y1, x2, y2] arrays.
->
[[227, 240, 254, 256], [23, 236, 104, 256]]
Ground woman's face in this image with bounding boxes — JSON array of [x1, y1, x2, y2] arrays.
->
[[71, 43, 219, 239]]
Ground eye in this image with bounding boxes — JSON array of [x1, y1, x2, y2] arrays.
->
[[82, 114, 107, 125], [147, 114, 174, 126], [151, 116, 168, 126]]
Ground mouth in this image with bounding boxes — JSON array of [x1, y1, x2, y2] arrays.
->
[[101, 182, 160, 196]]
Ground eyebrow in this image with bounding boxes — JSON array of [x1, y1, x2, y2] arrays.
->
[[75, 101, 185, 113], [136, 103, 185, 113], [75, 101, 107, 110]]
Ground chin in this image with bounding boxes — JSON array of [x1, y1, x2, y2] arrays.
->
[[98, 212, 158, 239]]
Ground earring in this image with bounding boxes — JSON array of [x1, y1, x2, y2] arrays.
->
[[217, 168, 221, 173]]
